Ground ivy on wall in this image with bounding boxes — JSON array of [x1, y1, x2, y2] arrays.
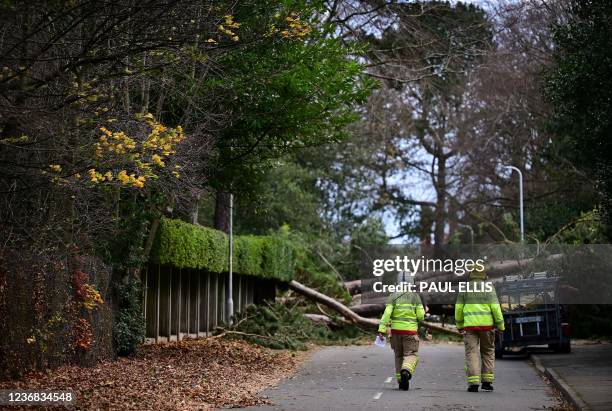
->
[[150, 218, 295, 281]]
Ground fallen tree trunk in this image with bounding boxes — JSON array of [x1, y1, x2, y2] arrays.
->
[[289, 280, 372, 323], [419, 321, 459, 335], [303, 313, 334, 324], [349, 303, 385, 316], [289, 280, 461, 337], [416, 253, 564, 283], [303, 313, 457, 335], [339, 253, 565, 292], [303, 313, 349, 326]]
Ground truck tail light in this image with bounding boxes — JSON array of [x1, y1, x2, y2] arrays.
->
[[562, 323, 571, 337]]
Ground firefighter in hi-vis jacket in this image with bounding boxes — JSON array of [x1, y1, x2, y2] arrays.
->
[[378, 276, 425, 391], [455, 269, 505, 392]]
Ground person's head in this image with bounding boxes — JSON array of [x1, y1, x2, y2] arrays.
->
[[468, 266, 487, 281]]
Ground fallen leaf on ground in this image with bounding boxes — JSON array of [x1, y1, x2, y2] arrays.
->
[[0, 338, 310, 410]]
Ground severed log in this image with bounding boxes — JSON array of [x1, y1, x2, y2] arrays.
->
[[289, 280, 372, 324], [415, 253, 564, 283], [304, 313, 350, 328], [304, 313, 335, 324], [289, 280, 461, 336], [341, 254, 565, 291], [349, 303, 386, 316], [344, 279, 362, 295], [419, 320, 459, 335]]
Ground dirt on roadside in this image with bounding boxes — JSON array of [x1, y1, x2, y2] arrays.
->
[[0, 338, 312, 410]]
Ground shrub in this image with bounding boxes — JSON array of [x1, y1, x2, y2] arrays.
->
[[113, 276, 145, 356], [150, 218, 295, 281], [234, 236, 265, 277]]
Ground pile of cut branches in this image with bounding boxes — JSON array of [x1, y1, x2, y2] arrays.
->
[[216, 301, 367, 350]]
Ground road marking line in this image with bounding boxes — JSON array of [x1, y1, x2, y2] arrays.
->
[[384, 377, 393, 383], [373, 392, 383, 400]]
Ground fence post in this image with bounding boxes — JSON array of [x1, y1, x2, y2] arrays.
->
[[196, 273, 201, 337], [178, 268, 182, 340], [155, 264, 160, 343], [227, 193, 234, 324], [168, 267, 172, 341], [205, 273, 210, 336], [143, 265, 148, 322], [186, 269, 191, 335]]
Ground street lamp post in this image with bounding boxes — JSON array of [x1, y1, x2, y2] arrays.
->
[[227, 192, 234, 325], [504, 165, 524, 243]]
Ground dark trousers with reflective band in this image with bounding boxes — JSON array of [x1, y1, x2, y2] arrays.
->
[[464, 330, 495, 385], [391, 333, 419, 381]]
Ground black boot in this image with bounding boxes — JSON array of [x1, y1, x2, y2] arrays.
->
[[399, 369, 411, 391], [467, 384, 479, 392], [481, 382, 493, 391]]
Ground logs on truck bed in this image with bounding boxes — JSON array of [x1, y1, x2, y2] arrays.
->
[[289, 280, 461, 337]]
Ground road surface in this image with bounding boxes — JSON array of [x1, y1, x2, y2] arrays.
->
[[242, 342, 560, 410]]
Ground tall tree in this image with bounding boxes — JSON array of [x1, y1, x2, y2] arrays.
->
[[547, 0, 612, 239], [203, 1, 372, 231], [318, 1, 491, 251], [453, 0, 596, 243]]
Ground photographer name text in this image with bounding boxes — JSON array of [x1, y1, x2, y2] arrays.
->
[[372, 281, 494, 293]]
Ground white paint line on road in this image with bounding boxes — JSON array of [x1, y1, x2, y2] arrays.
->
[[384, 377, 393, 383], [373, 392, 383, 400]]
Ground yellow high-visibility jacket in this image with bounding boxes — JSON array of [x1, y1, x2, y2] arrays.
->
[[455, 280, 505, 331], [378, 291, 425, 334]]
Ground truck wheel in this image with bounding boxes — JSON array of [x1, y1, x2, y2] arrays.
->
[[549, 342, 571, 353], [560, 341, 571, 354]]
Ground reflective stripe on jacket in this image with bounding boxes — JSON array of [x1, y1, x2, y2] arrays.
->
[[455, 280, 505, 331], [378, 291, 425, 333]]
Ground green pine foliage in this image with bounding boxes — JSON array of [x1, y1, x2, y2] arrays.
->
[[227, 302, 367, 350]]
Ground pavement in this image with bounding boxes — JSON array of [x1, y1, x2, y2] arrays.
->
[[531, 342, 612, 411], [240, 342, 560, 411]]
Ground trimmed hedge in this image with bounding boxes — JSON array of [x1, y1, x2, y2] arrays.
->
[[150, 218, 295, 281]]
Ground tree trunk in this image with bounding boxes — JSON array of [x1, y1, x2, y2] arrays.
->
[[419, 205, 434, 254], [214, 190, 231, 233], [349, 303, 386, 316], [342, 254, 564, 287], [433, 156, 446, 257], [447, 199, 458, 242], [303, 313, 350, 327], [133, 217, 159, 281], [289, 280, 461, 336], [190, 192, 201, 225]]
